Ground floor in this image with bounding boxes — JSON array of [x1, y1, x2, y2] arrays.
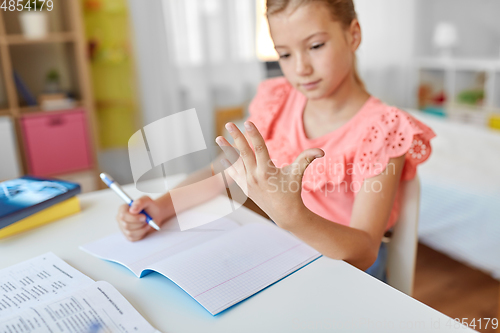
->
[[413, 244, 499, 333]]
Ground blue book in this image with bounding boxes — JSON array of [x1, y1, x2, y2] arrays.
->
[[0, 176, 81, 230]]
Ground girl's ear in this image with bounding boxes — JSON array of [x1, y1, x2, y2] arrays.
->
[[348, 19, 362, 52]]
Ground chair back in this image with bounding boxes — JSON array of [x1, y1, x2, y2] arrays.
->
[[387, 176, 420, 296]]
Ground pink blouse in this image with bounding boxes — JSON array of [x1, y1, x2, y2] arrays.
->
[[247, 77, 436, 230]]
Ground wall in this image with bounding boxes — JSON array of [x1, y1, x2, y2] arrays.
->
[[354, 0, 417, 108], [415, 0, 500, 58]]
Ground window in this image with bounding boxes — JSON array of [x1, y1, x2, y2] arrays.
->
[[255, 0, 279, 61]]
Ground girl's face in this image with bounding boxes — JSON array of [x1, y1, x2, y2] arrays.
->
[[268, 2, 361, 100]]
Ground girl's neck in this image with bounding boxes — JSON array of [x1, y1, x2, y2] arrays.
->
[[305, 73, 370, 120], [301, 73, 371, 140]]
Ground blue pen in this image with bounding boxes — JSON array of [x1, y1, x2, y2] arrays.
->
[[100, 173, 160, 231]]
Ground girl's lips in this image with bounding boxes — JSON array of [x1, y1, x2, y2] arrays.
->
[[301, 79, 321, 90]]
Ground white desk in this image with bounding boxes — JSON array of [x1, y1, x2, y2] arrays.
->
[[0, 175, 474, 333]]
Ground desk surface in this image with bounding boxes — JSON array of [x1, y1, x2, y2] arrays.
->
[[0, 176, 474, 333]]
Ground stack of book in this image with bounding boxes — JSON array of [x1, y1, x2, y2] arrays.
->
[[38, 93, 77, 111], [0, 176, 81, 239]]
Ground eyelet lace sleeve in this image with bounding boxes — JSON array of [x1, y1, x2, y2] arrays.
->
[[247, 77, 292, 140], [352, 108, 436, 193]]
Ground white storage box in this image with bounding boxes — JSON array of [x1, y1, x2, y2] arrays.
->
[[0, 116, 21, 181]]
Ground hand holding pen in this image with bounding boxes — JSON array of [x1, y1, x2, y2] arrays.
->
[[100, 173, 162, 241]]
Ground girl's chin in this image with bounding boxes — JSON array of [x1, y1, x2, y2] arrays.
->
[[300, 88, 326, 100]]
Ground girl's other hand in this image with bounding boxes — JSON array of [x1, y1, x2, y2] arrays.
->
[[216, 121, 324, 228], [116, 196, 163, 242]]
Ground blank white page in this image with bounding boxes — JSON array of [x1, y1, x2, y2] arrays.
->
[[149, 223, 320, 315], [80, 212, 239, 276]]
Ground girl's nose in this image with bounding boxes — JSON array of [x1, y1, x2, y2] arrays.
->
[[295, 54, 313, 76]]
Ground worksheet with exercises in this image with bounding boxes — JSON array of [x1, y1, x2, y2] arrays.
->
[[0, 253, 159, 333]]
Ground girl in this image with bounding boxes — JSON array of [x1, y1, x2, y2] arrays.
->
[[116, 0, 435, 281]]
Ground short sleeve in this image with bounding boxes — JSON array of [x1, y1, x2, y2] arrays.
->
[[352, 107, 436, 192], [247, 77, 292, 140]]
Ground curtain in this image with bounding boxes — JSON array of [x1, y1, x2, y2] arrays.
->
[[127, 0, 265, 175], [354, 0, 417, 109]]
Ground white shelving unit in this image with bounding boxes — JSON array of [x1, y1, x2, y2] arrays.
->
[[416, 57, 500, 127], [0, 2, 101, 190]]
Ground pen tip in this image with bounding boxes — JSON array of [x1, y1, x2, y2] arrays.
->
[[150, 220, 161, 231]]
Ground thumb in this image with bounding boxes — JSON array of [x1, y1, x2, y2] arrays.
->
[[291, 148, 324, 177], [129, 196, 152, 214]]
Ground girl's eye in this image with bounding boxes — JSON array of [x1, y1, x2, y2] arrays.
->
[[311, 43, 325, 50], [279, 53, 290, 59]]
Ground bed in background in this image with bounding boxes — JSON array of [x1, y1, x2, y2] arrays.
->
[[408, 110, 500, 280]]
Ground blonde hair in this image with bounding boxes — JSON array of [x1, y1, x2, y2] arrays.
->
[[266, 0, 365, 89]]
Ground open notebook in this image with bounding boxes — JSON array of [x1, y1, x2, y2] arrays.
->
[[0, 253, 159, 333], [80, 212, 321, 315]]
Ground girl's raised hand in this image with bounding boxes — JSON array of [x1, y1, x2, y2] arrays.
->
[[216, 121, 324, 226]]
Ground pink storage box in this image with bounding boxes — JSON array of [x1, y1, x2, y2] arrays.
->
[[21, 109, 93, 176]]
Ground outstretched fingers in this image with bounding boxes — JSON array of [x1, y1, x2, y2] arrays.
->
[[215, 136, 245, 175], [221, 157, 248, 196], [243, 121, 273, 169], [215, 137, 239, 164], [225, 122, 256, 171]]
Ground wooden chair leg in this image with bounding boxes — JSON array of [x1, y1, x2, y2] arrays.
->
[[497, 287, 500, 332]]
